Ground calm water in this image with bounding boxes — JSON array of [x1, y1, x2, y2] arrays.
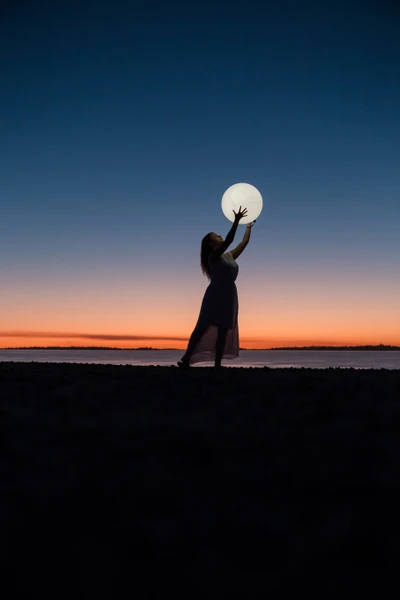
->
[[1, 349, 399, 369]]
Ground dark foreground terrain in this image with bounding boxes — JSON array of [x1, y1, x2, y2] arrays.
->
[[1, 362, 400, 597]]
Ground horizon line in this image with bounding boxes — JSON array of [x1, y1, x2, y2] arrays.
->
[[2, 344, 400, 351], [1, 331, 399, 348]]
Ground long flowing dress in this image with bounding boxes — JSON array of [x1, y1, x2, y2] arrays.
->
[[190, 251, 239, 365]]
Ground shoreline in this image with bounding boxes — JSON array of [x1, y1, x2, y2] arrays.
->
[[1, 348, 400, 370]]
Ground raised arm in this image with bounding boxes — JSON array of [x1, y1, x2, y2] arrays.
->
[[230, 220, 255, 260], [209, 207, 248, 261]]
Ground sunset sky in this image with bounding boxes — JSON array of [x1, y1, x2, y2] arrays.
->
[[1, 0, 399, 349]]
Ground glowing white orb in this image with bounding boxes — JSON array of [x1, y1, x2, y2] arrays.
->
[[221, 182, 263, 224]]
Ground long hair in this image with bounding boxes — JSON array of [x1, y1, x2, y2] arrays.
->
[[200, 233, 214, 280]]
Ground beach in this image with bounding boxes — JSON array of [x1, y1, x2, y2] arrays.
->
[[1, 362, 400, 596]]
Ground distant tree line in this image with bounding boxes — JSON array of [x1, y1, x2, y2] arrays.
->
[[4, 346, 174, 351], [266, 344, 400, 351], [5, 344, 400, 351]]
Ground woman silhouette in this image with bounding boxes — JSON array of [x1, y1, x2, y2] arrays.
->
[[178, 206, 254, 368]]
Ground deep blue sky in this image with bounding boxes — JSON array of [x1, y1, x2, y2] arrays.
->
[[1, 0, 399, 344]]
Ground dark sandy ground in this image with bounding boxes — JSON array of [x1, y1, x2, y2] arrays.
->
[[1, 362, 400, 597]]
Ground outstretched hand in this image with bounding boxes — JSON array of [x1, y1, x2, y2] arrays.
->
[[233, 206, 248, 223]]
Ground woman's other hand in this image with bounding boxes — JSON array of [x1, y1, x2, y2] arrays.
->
[[233, 206, 248, 223]]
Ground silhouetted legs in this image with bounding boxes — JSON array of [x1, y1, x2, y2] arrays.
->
[[178, 324, 208, 368], [215, 327, 228, 368], [178, 325, 229, 369]]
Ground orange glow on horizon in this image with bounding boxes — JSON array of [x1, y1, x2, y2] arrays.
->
[[1, 331, 399, 350], [1, 267, 399, 350]]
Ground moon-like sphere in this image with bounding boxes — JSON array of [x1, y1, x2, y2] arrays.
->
[[221, 182, 263, 224]]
